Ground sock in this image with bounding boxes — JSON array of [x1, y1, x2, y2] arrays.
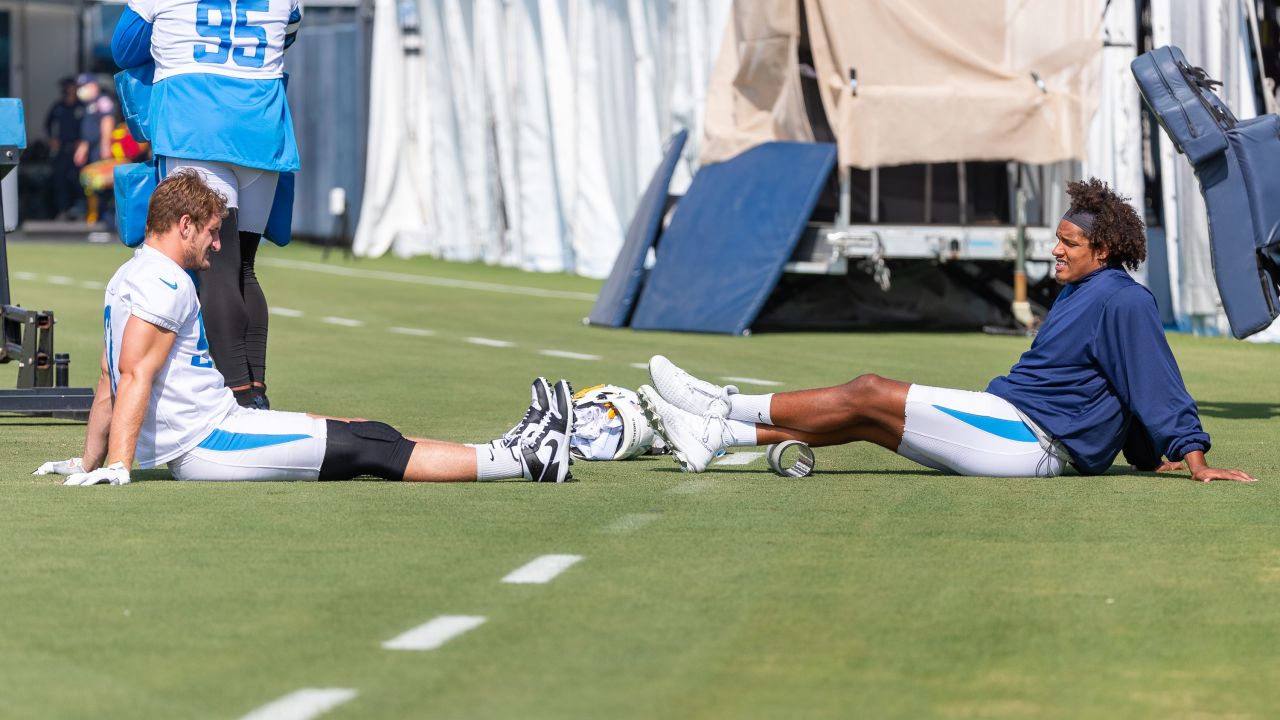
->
[[475, 445, 522, 481], [729, 393, 773, 425], [724, 419, 757, 446]]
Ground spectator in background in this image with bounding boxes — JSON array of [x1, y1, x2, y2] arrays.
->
[[74, 75, 118, 225], [44, 76, 84, 219], [73, 75, 115, 169]]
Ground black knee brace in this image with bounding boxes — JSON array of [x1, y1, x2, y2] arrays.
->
[[319, 420, 416, 480]]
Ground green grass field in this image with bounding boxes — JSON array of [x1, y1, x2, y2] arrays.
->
[[2, 241, 1279, 719]]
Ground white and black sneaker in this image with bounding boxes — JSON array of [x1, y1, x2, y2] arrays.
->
[[520, 379, 574, 483], [491, 377, 553, 450]]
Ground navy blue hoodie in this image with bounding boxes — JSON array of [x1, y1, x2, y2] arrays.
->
[[987, 266, 1209, 474]]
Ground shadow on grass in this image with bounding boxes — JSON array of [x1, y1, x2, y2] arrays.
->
[[1196, 401, 1280, 420]]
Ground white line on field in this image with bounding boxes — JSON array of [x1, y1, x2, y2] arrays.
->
[[713, 451, 764, 466], [668, 478, 717, 495], [600, 513, 661, 534], [258, 258, 598, 302], [538, 349, 601, 361], [466, 337, 514, 348], [270, 307, 305, 317], [630, 362, 649, 370], [722, 376, 782, 387], [383, 615, 487, 651], [12, 271, 36, 280], [239, 688, 357, 720], [321, 316, 364, 327], [45, 275, 74, 285], [79, 280, 105, 290], [501, 554, 583, 584], [388, 326, 437, 337]]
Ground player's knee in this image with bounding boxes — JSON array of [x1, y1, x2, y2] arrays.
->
[[318, 420, 417, 481], [843, 373, 886, 399]]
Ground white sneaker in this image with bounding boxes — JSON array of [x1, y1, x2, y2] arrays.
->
[[648, 355, 737, 418], [637, 384, 729, 473]]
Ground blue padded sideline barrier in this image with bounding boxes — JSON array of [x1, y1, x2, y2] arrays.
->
[[587, 129, 687, 327], [629, 141, 836, 335], [1132, 46, 1280, 338]]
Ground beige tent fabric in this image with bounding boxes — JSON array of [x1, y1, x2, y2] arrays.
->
[[701, 2, 815, 162], [703, 0, 1105, 168]]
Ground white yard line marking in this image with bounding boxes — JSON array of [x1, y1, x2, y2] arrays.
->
[[321, 316, 364, 327], [239, 688, 357, 720], [722, 376, 783, 387], [538, 349, 601, 361], [713, 451, 764, 466], [501, 554, 584, 584], [466, 337, 514, 348], [601, 513, 660, 534], [388, 326, 437, 337], [270, 307, 305, 318], [78, 280, 105, 290], [259, 258, 597, 301], [668, 478, 717, 495], [383, 615, 487, 651], [45, 275, 74, 285], [12, 271, 37, 280], [630, 362, 649, 370]]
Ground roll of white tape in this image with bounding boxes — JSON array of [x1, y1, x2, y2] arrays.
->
[[766, 440, 815, 477]]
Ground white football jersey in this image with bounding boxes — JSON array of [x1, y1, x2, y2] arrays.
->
[[130, 0, 300, 82], [103, 245, 239, 467]]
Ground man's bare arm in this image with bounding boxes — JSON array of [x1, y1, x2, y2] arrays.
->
[[81, 349, 115, 471], [108, 315, 176, 469]]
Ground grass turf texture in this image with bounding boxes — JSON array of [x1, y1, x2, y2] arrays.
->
[[2, 241, 1279, 719]]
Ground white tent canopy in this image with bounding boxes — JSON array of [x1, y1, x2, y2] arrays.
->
[[354, 0, 731, 277]]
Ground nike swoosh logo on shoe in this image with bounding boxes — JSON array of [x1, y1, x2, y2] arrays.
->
[[540, 439, 561, 482]]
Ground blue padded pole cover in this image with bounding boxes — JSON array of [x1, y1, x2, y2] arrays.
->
[[587, 129, 687, 327]]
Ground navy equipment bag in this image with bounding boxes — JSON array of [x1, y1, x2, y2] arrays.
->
[[1131, 45, 1280, 339]]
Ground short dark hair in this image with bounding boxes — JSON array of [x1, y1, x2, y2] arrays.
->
[[145, 169, 228, 237], [1065, 178, 1146, 271]]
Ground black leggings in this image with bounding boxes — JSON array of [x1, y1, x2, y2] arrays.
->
[[198, 207, 269, 390]]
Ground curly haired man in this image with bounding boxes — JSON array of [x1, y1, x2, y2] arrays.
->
[[639, 178, 1256, 482]]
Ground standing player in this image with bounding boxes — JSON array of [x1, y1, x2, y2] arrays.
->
[[34, 172, 572, 485], [111, 0, 304, 410], [638, 179, 1256, 483]]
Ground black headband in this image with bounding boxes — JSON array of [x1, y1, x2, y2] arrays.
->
[[1062, 207, 1097, 236]]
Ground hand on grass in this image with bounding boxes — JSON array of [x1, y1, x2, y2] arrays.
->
[[1190, 466, 1257, 483], [32, 458, 84, 476], [64, 462, 131, 486]]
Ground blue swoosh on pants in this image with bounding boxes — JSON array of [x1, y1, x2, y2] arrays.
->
[[197, 429, 312, 452], [932, 405, 1037, 443]]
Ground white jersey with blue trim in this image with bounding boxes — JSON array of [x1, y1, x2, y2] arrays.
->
[[129, 0, 299, 82], [104, 245, 239, 468]]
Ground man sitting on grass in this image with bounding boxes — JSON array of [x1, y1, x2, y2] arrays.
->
[[638, 178, 1256, 483], [34, 170, 572, 485]]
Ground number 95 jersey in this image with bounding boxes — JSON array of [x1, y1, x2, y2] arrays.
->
[[130, 0, 299, 82]]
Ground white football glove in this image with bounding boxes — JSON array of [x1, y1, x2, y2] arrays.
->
[[64, 462, 131, 487], [32, 458, 85, 476]]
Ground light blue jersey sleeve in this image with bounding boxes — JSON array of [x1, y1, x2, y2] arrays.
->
[[112, 7, 154, 69]]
